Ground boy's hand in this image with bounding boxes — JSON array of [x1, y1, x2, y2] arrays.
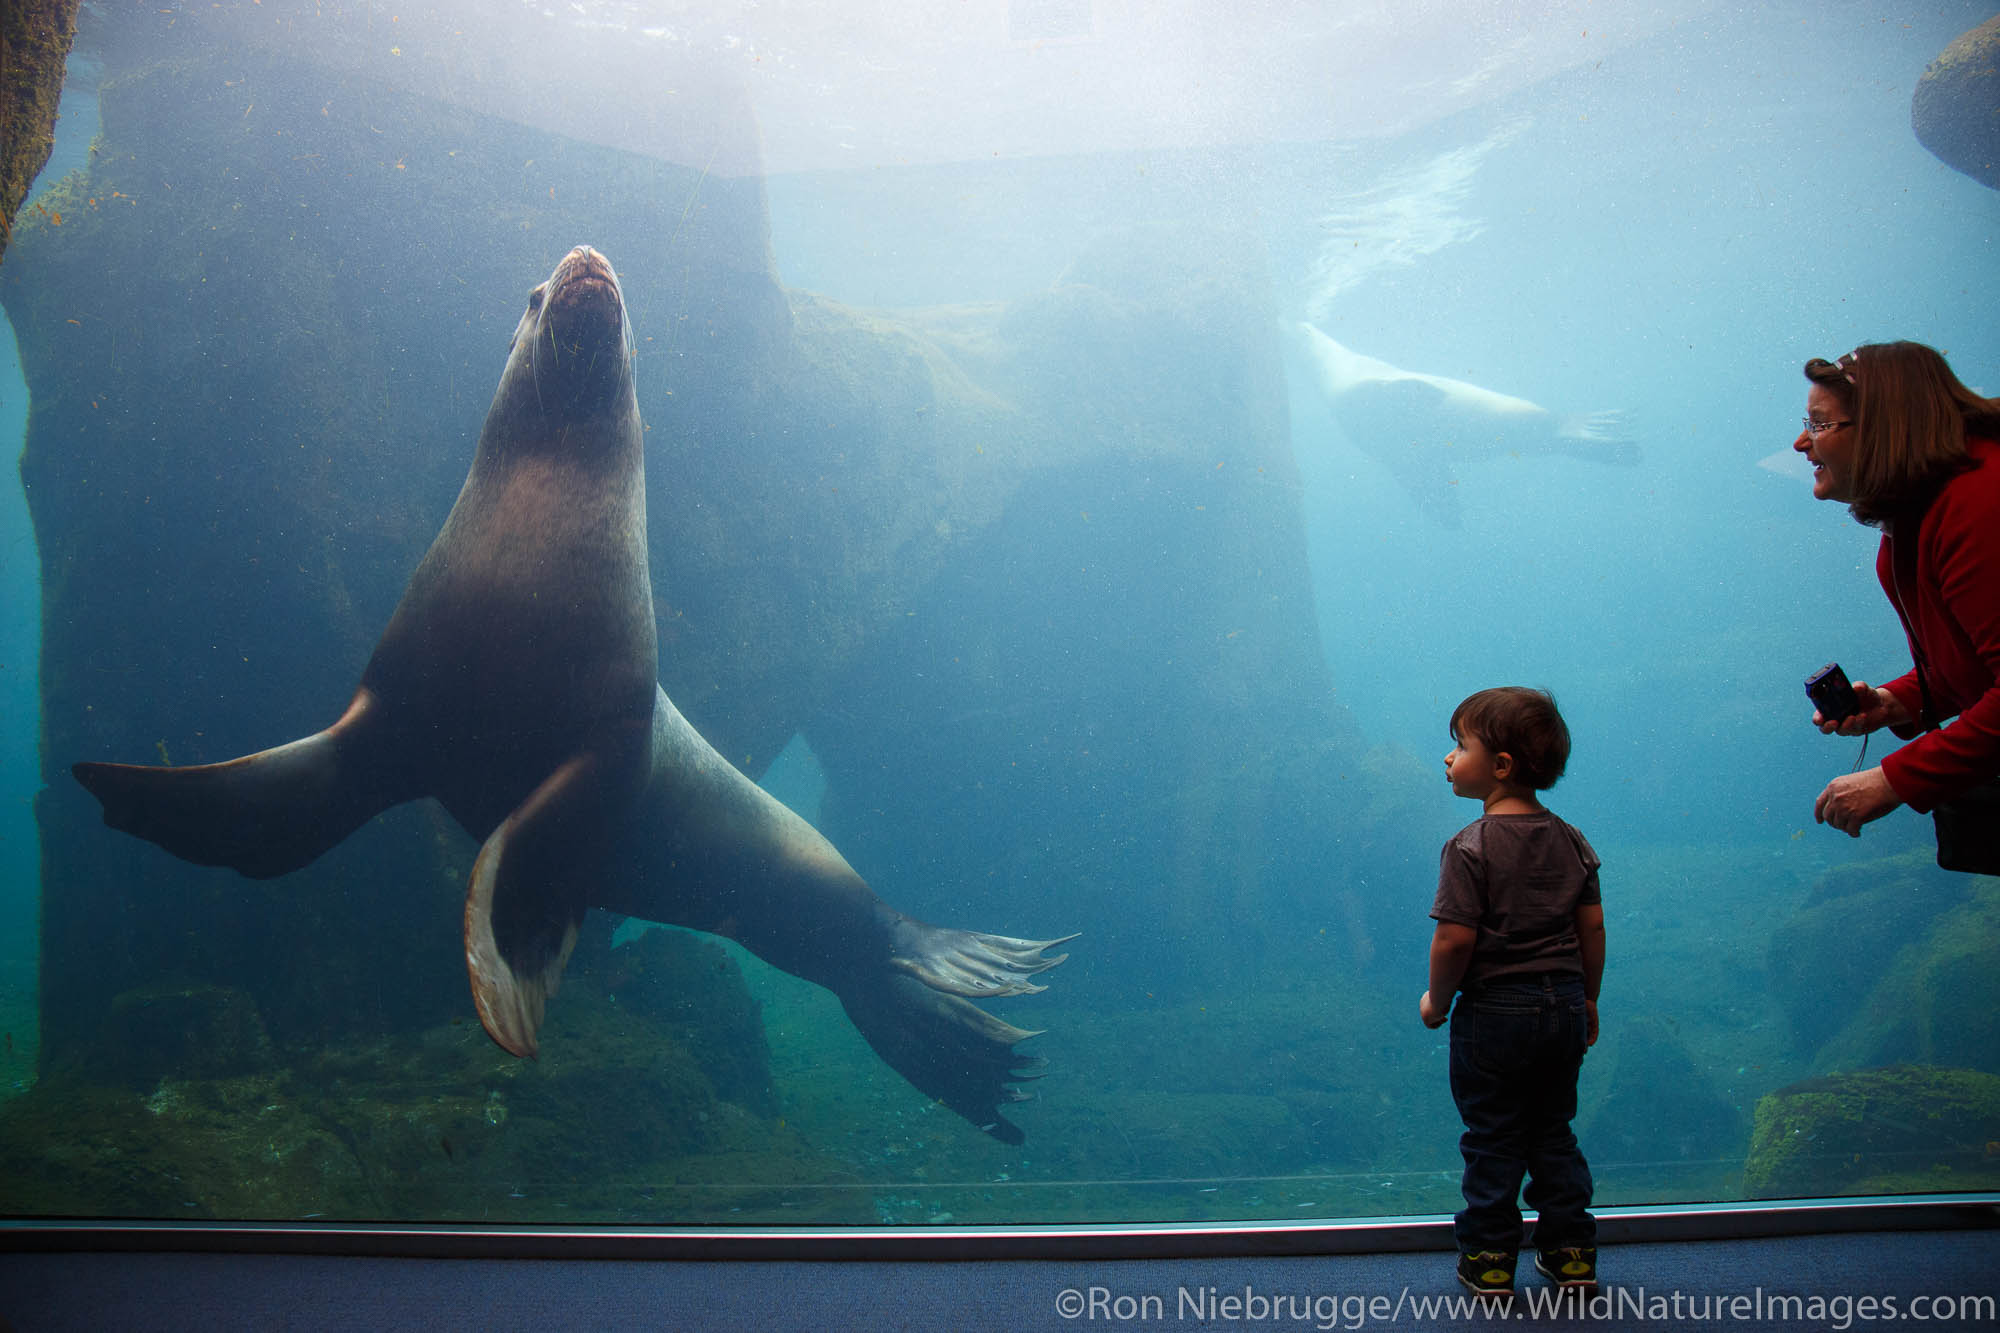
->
[[1585, 998, 1600, 1047], [1419, 990, 1449, 1029]]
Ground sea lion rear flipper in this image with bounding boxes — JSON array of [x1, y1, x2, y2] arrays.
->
[[838, 972, 1051, 1146], [71, 689, 400, 879], [1554, 408, 1641, 464], [889, 925, 1077, 1000], [465, 741, 644, 1058], [832, 923, 1075, 1144]]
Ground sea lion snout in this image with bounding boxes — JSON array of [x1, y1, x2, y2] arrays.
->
[[547, 244, 621, 311], [529, 245, 633, 409]]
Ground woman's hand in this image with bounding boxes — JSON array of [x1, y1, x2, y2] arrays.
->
[[1814, 765, 1903, 835], [1817, 681, 1910, 736]]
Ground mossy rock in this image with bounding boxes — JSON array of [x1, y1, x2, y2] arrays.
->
[[0, 1070, 376, 1218], [1743, 1065, 2000, 1198], [89, 982, 277, 1088], [0, 1000, 839, 1220], [1766, 852, 1965, 1052], [579, 926, 777, 1117], [1809, 880, 2000, 1076]]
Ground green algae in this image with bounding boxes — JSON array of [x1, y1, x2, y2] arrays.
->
[[1743, 1065, 2000, 1199]]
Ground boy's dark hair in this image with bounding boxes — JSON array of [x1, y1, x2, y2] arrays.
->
[[1450, 687, 1571, 790]]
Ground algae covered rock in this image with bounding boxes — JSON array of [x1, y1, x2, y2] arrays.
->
[[1743, 1065, 2000, 1198], [1766, 852, 1965, 1053], [584, 926, 777, 1118], [0, 912, 831, 1221], [90, 982, 277, 1088], [0, 0, 81, 266], [1770, 855, 2000, 1076], [1808, 880, 2000, 1077], [1912, 16, 2000, 192], [0, 1069, 376, 1219]]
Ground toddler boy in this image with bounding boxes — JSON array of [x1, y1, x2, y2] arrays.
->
[[1419, 687, 1605, 1300]]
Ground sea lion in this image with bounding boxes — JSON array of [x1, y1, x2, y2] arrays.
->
[[1294, 322, 1638, 526], [72, 245, 1071, 1143]]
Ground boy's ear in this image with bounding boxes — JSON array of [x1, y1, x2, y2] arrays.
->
[[1491, 751, 1516, 780]]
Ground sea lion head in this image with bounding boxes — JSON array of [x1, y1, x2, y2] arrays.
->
[[497, 245, 636, 425]]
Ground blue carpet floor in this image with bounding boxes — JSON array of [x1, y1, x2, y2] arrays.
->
[[5, 1229, 1998, 1331]]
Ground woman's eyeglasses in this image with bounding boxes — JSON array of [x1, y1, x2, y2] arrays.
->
[[1801, 418, 1853, 439]]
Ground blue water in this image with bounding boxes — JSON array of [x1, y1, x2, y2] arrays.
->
[[768, 5, 1995, 860], [2, 0, 1997, 1219]]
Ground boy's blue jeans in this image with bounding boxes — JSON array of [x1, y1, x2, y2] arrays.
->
[[1447, 974, 1596, 1255]]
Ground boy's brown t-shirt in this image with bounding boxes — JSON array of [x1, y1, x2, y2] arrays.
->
[[1430, 810, 1601, 989]]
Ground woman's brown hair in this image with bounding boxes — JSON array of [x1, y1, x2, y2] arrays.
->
[[1804, 341, 2000, 526]]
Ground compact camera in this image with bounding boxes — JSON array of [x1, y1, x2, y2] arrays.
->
[[1805, 662, 1860, 724]]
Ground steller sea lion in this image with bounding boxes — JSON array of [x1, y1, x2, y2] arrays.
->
[[1295, 321, 1639, 527], [73, 246, 1072, 1143]]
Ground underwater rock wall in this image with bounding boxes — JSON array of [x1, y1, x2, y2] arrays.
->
[[802, 227, 1380, 976], [0, 0, 81, 267], [1768, 853, 2000, 1078]]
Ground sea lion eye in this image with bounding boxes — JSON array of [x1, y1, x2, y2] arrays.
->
[[526, 285, 546, 312]]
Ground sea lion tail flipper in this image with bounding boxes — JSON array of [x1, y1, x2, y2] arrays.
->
[[70, 691, 397, 879], [464, 748, 640, 1058], [838, 972, 1051, 1146]]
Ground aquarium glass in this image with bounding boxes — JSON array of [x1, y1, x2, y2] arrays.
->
[[2, 0, 1997, 1227]]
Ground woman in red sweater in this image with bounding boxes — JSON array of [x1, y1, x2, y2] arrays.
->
[[1794, 341, 2000, 852]]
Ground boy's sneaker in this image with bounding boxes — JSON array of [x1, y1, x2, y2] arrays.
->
[[1534, 1246, 1598, 1288], [1456, 1250, 1516, 1299]]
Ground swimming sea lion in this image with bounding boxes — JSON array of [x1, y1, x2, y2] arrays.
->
[[72, 246, 1071, 1143], [1295, 321, 1638, 526]]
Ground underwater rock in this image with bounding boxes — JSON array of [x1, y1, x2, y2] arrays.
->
[[575, 927, 778, 1119], [92, 982, 276, 1088], [1583, 1016, 1747, 1176], [1912, 16, 2000, 192], [1766, 852, 1964, 1054], [0, 983, 837, 1220], [1742, 1065, 2000, 1198], [1806, 878, 2000, 1078], [802, 223, 1370, 980], [0, 0, 80, 267], [0, 1069, 375, 1218]]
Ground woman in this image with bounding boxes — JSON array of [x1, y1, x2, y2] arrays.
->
[[1794, 341, 2000, 851]]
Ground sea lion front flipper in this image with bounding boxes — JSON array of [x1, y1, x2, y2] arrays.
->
[[71, 689, 402, 880], [838, 971, 1052, 1146], [465, 739, 644, 1058]]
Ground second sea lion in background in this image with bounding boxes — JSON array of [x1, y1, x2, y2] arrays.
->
[[1296, 322, 1639, 527]]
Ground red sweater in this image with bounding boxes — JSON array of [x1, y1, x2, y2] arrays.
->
[[1876, 435, 2000, 812]]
